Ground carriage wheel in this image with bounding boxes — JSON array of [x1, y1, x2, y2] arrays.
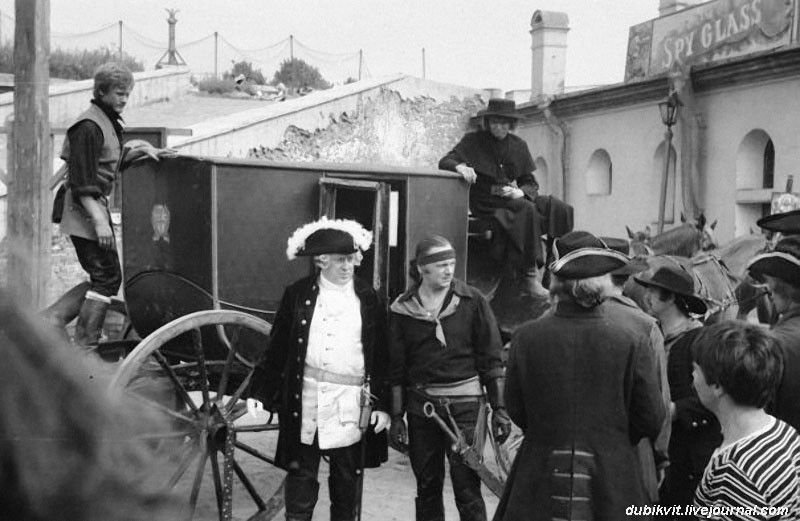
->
[[110, 310, 284, 521]]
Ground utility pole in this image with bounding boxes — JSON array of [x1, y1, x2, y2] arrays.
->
[[422, 47, 426, 79], [118, 20, 123, 60], [8, 0, 51, 308], [290, 34, 294, 60], [214, 31, 218, 78], [358, 49, 362, 81]]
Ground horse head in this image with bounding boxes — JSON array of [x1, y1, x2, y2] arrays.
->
[[626, 225, 653, 258], [694, 212, 718, 251]]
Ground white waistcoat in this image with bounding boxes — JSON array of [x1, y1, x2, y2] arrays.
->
[[301, 274, 365, 449]]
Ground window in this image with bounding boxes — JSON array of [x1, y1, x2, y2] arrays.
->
[[585, 149, 612, 195]]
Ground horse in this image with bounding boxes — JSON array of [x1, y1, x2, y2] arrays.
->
[[626, 212, 718, 258]]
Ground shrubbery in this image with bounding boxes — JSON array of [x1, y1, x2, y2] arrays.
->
[[0, 43, 144, 80]]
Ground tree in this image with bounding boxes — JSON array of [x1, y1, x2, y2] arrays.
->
[[271, 57, 331, 91], [228, 60, 265, 85]]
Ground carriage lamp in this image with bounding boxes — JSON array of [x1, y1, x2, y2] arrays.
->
[[657, 92, 681, 234]]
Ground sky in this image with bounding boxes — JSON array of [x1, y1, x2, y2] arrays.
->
[[0, 1, 659, 92]]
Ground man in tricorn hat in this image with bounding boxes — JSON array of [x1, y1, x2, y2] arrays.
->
[[633, 265, 720, 516], [250, 217, 390, 521], [747, 235, 800, 433], [495, 231, 664, 520], [439, 99, 573, 299]]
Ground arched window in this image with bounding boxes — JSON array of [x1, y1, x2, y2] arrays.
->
[[585, 149, 612, 195], [734, 129, 776, 235], [534, 157, 549, 195], [736, 129, 774, 189], [652, 141, 676, 224]]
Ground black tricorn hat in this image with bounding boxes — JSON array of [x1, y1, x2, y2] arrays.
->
[[478, 98, 524, 120], [549, 231, 629, 279], [286, 218, 372, 259], [601, 236, 649, 276], [757, 209, 800, 234], [633, 265, 708, 315], [747, 235, 800, 286]]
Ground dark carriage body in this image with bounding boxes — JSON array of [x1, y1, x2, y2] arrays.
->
[[121, 155, 469, 347]]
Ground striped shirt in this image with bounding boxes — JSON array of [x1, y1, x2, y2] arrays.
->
[[694, 417, 800, 520]]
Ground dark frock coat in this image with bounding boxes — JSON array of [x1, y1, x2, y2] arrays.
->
[[252, 275, 389, 469], [494, 300, 666, 521], [769, 307, 800, 432], [658, 326, 721, 510]]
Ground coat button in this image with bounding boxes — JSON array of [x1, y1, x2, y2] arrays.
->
[[293, 412, 298, 418], [294, 394, 300, 399], [305, 300, 311, 305], [301, 319, 307, 325], [701, 419, 708, 426], [691, 421, 698, 428], [298, 338, 303, 343]]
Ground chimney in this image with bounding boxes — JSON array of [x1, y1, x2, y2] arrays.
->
[[658, 0, 707, 16], [530, 10, 569, 101]]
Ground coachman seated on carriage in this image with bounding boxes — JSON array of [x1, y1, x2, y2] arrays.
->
[[438, 98, 573, 299]]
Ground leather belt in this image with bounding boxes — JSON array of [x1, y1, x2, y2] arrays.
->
[[415, 375, 483, 397], [304, 364, 364, 386]]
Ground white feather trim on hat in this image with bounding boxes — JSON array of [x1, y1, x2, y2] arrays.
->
[[285, 217, 373, 260]]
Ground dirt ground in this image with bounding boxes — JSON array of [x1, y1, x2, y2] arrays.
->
[[179, 408, 502, 521]]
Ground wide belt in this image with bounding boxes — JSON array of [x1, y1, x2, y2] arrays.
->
[[304, 364, 364, 386], [417, 375, 483, 397]]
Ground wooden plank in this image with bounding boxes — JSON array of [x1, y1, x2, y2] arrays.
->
[[7, 0, 51, 308]]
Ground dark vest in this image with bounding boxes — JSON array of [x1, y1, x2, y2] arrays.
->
[[59, 103, 121, 239]]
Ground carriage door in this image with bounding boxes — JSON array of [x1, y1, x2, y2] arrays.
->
[[318, 177, 391, 299]]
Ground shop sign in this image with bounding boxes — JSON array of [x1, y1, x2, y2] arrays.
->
[[626, 0, 796, 81]]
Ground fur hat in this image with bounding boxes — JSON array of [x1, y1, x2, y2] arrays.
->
[[478, 98, 524, 120], [747, 235, 800, 286], [633, 265, 708, 315], [286, 217, 372, 259], [549, 231, 629, 279]]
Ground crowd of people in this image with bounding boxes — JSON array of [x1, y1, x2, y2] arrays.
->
[[11, 62, 800, 520]]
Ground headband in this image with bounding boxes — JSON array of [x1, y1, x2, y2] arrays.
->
[[417, 248, 456, 266]]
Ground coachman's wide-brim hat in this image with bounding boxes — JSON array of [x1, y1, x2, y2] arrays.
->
[[549, 231, 629, 279], [633, 265, 708, 315], [286, 217, 372, 259], [757, 209, 800, 234], [478, 98, 524, 120], [601, 236, 649, 276], [747, 235, 800, 286]]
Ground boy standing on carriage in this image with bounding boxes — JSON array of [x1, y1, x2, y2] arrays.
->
[[387, 235, 511, 521], [250, 218, 390, 521], [41, 62, 171, 348]]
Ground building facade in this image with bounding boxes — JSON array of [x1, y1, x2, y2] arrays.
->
[[515, 0, 800, 242]]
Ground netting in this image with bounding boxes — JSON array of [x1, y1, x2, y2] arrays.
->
[[1, 15, 365, 85]]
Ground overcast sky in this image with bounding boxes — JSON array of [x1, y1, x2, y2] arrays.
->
[[0, 1, 659, 91]]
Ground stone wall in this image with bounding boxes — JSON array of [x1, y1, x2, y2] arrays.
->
[[249, 88, 484, 168]]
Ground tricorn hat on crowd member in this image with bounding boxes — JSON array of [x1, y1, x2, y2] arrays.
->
[[286, 217, 372, 260], [601, 236, 649, 276], [549, 231, 629, 279], [757, 209, 800, 234], [478, 98, 524, 120], [746, 235, 800, 286], [633, 265, 708, 315]]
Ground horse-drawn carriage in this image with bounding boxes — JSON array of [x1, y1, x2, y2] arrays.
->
[[103, 154, 523, 520]]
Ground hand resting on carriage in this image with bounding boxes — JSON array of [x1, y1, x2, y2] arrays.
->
[[123, 139, 179, 165], [499, 185, 524, 200], [455, 163, 477, 184]]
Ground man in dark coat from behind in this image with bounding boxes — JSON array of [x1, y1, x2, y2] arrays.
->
[[251, 218, 390, 521], [747, 234, 800, 432], [494, 231, 666, 521]]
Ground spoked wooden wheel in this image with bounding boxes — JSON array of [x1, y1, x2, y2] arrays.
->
[[110, 310, 284, 521]]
